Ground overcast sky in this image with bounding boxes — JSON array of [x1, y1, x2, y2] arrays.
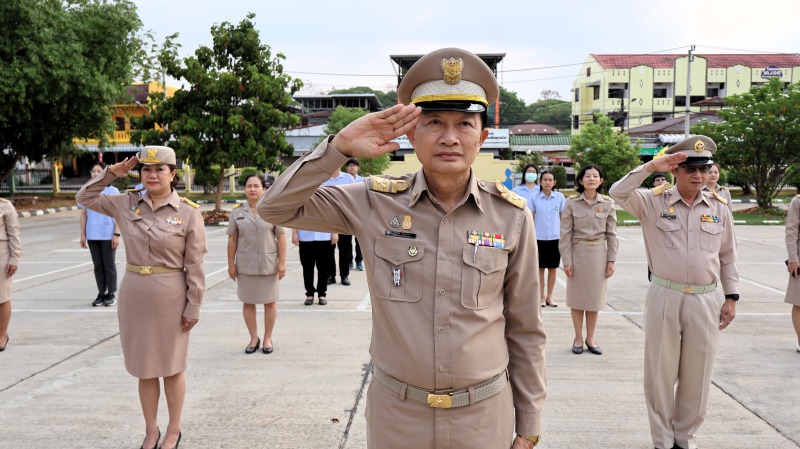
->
[[133, 0, 800, 105]]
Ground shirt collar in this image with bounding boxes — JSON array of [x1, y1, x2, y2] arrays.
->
[[577, 191, 605, 204], [141, 189, 181, 211], [408, 169, 484, 213]]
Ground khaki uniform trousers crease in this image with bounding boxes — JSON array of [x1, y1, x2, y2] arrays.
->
[[643, 283, 724, 449], [365, 378, 515, 449]]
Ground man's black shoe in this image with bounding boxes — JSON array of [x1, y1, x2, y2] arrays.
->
[[92, 294, 105, 307], [341, 276, 351, 286]]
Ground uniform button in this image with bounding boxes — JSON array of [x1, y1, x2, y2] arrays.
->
[[443, 218, 449, 224], [479, 181, 486, 187], [441, 253, 447, 260], [438, 327, 445, 333], [394, 255, 400, 261], [484, 263, 490, 269], [439, 365, 446, 372], [439, 288, 446, 295]]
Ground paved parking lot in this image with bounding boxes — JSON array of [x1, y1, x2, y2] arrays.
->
[[1, 210, 799, 448]]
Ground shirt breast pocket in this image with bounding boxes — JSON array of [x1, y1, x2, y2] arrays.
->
[[461, 245, 509, 310], [373, 238, 425, 302], [700, 222, 723, 251], [157, 223, 185, 251], [655, 218, 682, 248], [125, 213, 144, 235]]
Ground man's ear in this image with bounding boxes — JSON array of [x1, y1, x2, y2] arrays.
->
[[406, 127, 416, 146], [479, 128, 489, 145]]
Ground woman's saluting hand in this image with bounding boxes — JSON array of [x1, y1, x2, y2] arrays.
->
[[108, 156, 139, 178]]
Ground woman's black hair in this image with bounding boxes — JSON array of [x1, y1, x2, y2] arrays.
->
[[93, 161, 108, 169], [520, 164, 539, 185], [244, 173, 267, 188], [575, 164, 605, 194], [138, 163, 180, 189]]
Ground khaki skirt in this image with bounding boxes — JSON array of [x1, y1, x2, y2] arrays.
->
[[0, 244, 12, 304], [237, 273, 279, 304], [785, 274, 800, 306], [118, 271, 189, 379], [565, 243, 609, 312]]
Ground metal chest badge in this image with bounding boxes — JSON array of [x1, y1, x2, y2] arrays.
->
[[393, 268, 401, 287], [389, 216, 401, 228], [660, 206, 676, 219], [401, 215, 412, 230], [408, 245, 418, 257]]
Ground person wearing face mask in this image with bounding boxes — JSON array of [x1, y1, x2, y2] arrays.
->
[[513, 164, 541, 202]]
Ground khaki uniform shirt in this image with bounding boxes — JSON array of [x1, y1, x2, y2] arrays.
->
[[227, 203, 285, 276], [559, 193, 619, 266], [786, 196, 800, 263], [610, 165, 738, 292], [76, 169, 207, 319], [703, 184, 732, 211], [0, 199, 22, 265], [257, 138, 547, 435]]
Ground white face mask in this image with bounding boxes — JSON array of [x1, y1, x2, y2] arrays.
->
[[524, 173, 538, 183]]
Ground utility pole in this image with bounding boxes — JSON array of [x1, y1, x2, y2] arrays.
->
[[684, 45, 695, 138]]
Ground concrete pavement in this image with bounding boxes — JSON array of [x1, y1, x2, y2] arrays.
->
[[0, 210, 799, 448]]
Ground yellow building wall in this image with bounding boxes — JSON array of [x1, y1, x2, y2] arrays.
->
[[726, 65, 752, 96], [384, 153, 516, 185], [573, 56, 606, 128], [674, 55, 707, 114], [628, 65, 654, 128]]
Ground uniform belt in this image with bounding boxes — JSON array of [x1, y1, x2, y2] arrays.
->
[[372, 365, 508, 409], [576, 239, 605, 246], [126, 264, 182, 275], [651, 274, 717, 294]]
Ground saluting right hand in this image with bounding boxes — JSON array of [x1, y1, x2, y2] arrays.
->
[[330, 104, 422, 158], [108, 156, 139, 178], [647, 152, 687, 173]]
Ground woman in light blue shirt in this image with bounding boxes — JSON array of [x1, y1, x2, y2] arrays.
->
[[512, 163, 540, 202], [528, 171, 565, 307], [79, 162, 121, 306]]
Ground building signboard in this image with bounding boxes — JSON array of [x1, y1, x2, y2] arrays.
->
[[761, 65, 783, 79]]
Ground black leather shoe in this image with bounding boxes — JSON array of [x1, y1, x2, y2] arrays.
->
[[586, 340, 603, 355], [341, 276, 351, 286], [92, 294, 105, 307], [327, 276, 336, 285], [103, 294, 116, 306], [159, 431, 180, 449], [263, 344, 274, 354], [304, 296, 314, 306], [572, 344, 584, 354], [318, 296, 327, 305], [672, 445, 685, 449], [140, 427, 160, 449], [0, 336, 8, 352], [245, 338, 260, 354]]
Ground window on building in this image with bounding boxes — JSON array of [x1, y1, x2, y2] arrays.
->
[[115, 117, 126, 131], [608, 88, 623, 99], [572, 115, 579, 130], [586, 67, 591, 77], [652, 113, 671, 123], [675, 96, 705, 107], [593, 86, 600, 100], [574, 88, 580, 102], [653, 88, 668, 98]]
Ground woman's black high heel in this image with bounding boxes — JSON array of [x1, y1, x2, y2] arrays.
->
[[159, 431, 181, 449], [140, 427, 160, 449]]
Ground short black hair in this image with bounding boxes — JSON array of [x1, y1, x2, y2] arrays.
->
[[346, 158, 359, 167], [244, 173, 267, 188], [576, 164, 605, 193]]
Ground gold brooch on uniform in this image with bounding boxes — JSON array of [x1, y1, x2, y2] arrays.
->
[[401, 215, 412, 230], [694, 139, 705, 153], [165, 217, 182, 225], [594, 207, 605, 212], [441, 57, 464, 85], [408, 245, 418, 257], [660, 208, 676, 219], [389, 216, 401, 228]]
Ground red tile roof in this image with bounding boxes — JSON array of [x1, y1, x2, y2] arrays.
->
[[592, 54, 800, 69]]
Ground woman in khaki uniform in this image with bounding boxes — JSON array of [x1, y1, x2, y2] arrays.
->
[[76, 146, 206, 449], [0, 198, 21, 353], [227, 174, 286, 354], [784, 194, 800, 352], [705, 163, 732, 210], [560, 164, 618, 355]]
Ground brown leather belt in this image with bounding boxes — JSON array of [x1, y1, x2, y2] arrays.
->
[[126, 264, 182, 275], [372, 365, 508, 409]]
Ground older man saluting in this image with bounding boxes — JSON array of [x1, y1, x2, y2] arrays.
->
[[258, 48, 546, 449], [609, 136, 739, 449]]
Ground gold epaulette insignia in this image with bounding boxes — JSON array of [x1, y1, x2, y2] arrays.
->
[[232, 203, 243, 209], [495, 180, 526, 209], [720, 185, 730, 191], [127, 187, 145, 193], [711, 190, 728, 205], [181, 197, 200, 209], [796, 193, 800, 198], [369, 176, 410, 193], [650, 182, 672, 196], [0, 197, 9, 203]]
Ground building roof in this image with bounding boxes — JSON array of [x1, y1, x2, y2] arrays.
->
[[691, 96, 726, 107], [509, 120, 560, 135], [510, 134, 571, 146], [591, 53, 800, 69], [292, 93, 384, 113], [626, 112, 723, 136]]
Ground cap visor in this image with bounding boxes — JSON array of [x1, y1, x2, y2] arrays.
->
[[415, 101, 486, 113]]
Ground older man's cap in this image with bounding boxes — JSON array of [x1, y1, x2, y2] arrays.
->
[[664, 135, 716, 166], [137, 146, 176, 165], [397, 48, 499, 113]]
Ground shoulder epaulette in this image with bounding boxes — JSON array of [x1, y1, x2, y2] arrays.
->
[[720, 185, 730, 191], [796, 193, 800, 198], [0, 197, 9, 203], [710, 190, 728, 205], [495, 181, 526, 209], [601, 194, 613, 202], [181, 197, 200, 209], [127, 187, 145, 193], [232, 203, 243, 209], [650, 182, 672, 196], [368, 176, 410, 193]]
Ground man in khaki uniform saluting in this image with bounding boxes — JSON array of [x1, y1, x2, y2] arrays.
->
[[258, 48, 546, 448], [609, 136, 738, 449]]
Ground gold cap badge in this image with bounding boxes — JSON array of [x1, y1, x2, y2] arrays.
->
[[441, 57, 464, 85], [694, 139, 705, 153]]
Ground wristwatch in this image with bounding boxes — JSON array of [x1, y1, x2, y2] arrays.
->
[[113, 233, 121, 237], [725, 293, 739, 302], [519, 434, 541, 446]]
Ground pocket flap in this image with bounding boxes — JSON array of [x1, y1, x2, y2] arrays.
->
[[700, 222, 723, 235], [462, 245, 509, 274], [656, 218, 681, 232], [375, 237, 425, 266]]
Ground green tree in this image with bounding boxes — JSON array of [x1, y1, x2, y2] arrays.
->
[[320, 106, 390, 176], [527, 99, 572, 131], [499, 87, 530, 126], [693, 78, 800, 209], [328, 86, 396, 110], [131, 13, 302, 210], [568, 114, 640, 191], [548, 166, 567, 190], [513, 153, 544, 173], [0, 0, 144, 182]]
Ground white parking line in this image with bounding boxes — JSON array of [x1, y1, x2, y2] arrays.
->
[[356, 292, 371, 311], [13, 262, 93, 283]]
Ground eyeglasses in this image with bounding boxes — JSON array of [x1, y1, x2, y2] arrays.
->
[[679, 165, 710, 174]]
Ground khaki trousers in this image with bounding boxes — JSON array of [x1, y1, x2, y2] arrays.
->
[[644, 283, 724, 449], [365, 376, 515, 449]]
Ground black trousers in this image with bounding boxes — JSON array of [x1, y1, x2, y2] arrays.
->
[[354, 238, 363, 264], [299, 241, 329, 297], [330, 235, 352, 278], [88, 240, 117, 295]]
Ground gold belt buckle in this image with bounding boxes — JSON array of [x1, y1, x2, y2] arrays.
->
[[139, 266, 153, 275], [426, 393, 452, 409], [682, 284, 693, 293]]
